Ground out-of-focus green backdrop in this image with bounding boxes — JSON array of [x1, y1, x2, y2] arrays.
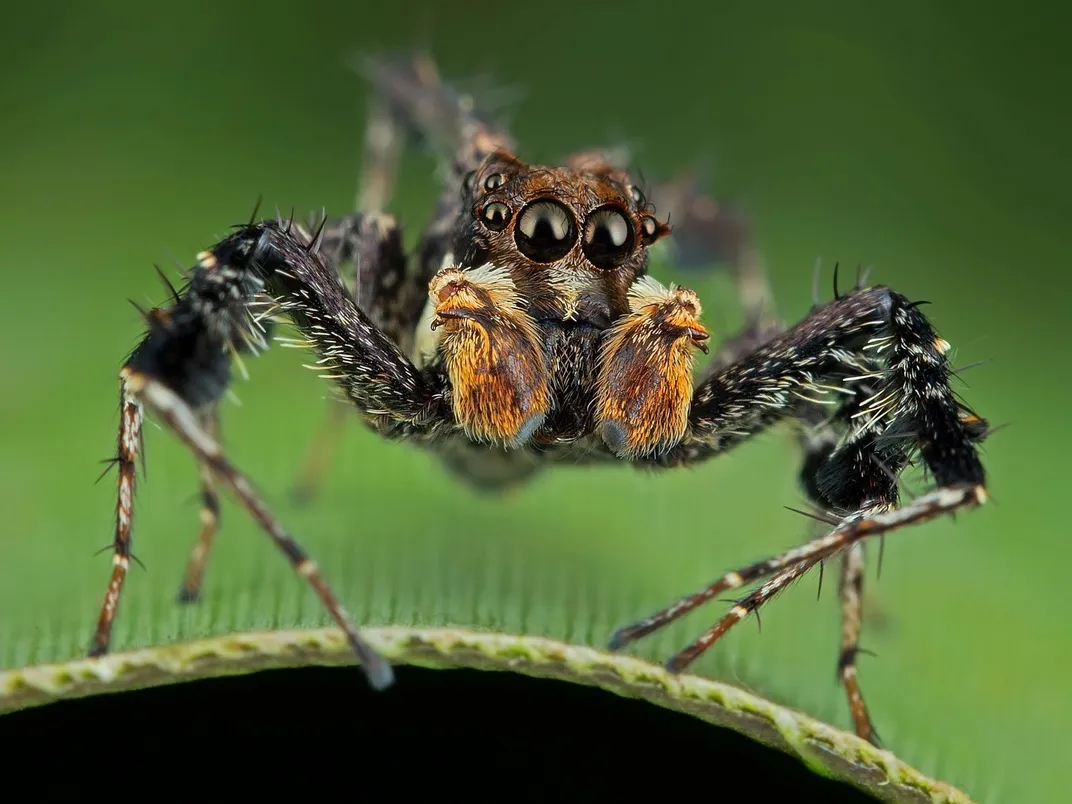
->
[[1, 1, 1067, 800]]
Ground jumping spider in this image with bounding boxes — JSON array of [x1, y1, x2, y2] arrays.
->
[[92, 52, 990, 740]]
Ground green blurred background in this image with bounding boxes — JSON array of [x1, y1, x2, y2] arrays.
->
[[1, 1, 1068, 800]]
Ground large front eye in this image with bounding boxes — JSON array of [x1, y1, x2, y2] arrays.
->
[[582, 206, 635, 269], [514, 200, 576, 262]]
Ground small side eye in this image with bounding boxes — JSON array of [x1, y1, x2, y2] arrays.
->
[[462, 170, 478, 193], [481, 202, 511, 231], [514, 200, 576, 262], [484, 173, 508, 191], [582, 206, 635, 269], [630, 186, 646, 207], [640, 216, 661, 245]]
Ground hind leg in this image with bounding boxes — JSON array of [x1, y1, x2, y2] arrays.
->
[[293, 53, 515, 502], [647, 171, 775, 328]]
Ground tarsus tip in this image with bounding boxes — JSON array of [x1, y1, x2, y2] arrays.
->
[[607, 630, 631, 651], [365, 658, 395, 692], [664, 656, 688, 675]]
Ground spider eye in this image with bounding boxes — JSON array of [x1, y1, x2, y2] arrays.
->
[[514, 200, 576, 262], [640, 215, 661, 245], [630, 186, 646, 207], [484, 173, 508, 191], [462, 170, 478, 193], [582, 206, 635, 269], [481, 202, 511, 231]]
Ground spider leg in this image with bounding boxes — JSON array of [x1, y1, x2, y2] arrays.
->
[[358, 51, 514, 294], [663, 559, 816, 673], [291, 398, 351, 505], [120, 368, 393, 689], [247, 219, 450, 436], [611, 485, 982, 664], [698, 314, 786, 379], [288, 56, 421, 503], [356, 97, 402, 216], [290, 212, 411, 503], [648, 171, 776, 328], [92, 219, 451, 689], [356, 53, 558, 494], [793, 381, 887, 743], [175, 405, 221, 603], [837, 542, 878, 744], [90, 386, 142, 657], [609, 285, 988, 741], [292, 52, 517, 502]]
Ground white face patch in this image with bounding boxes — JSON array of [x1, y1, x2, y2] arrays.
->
[[626, 274, 677, 311]]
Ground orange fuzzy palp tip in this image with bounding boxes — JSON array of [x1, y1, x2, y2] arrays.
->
[[595, 277, 709, 459], [430, 265, 551, 447]]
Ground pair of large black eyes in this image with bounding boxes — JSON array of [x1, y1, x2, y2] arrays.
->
[[480, 200, 636, 268]]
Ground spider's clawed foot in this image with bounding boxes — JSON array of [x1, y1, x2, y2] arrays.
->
[[837, 645, 882, 746]]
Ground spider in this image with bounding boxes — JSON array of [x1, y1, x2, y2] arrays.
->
[[90, 52, 990, 740]]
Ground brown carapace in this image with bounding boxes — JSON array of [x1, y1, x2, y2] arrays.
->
[[91, 51, 991, 745]]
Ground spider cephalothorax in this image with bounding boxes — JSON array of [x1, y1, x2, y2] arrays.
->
[[411, 147, 691, 453], [90, 51, 991, 745]]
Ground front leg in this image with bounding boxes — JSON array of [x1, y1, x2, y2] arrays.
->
[[290, 211, 413, 503], [91, 219, 449, 690], [609, 285, 989, 743], [249, 220, 449, 432]]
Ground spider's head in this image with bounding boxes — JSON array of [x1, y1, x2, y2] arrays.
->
[[455, 149, 671, 328]]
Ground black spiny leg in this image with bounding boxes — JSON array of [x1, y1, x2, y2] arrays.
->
[[648, 172, 776, 331], [793, 365, 888, 743], [291, 212, 411, 503], [291, 52, 514, 503], [610, 285, 988, 743], [646, 171, 783, 382], [288, 55, 416, 505], [92, 221, 452, 689]]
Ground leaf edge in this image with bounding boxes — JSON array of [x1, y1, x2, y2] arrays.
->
[[0, 626, 974, 804]]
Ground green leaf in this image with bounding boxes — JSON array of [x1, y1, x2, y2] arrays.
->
[[1, 628, 973, 803], [1, 3, 1066, 803]]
